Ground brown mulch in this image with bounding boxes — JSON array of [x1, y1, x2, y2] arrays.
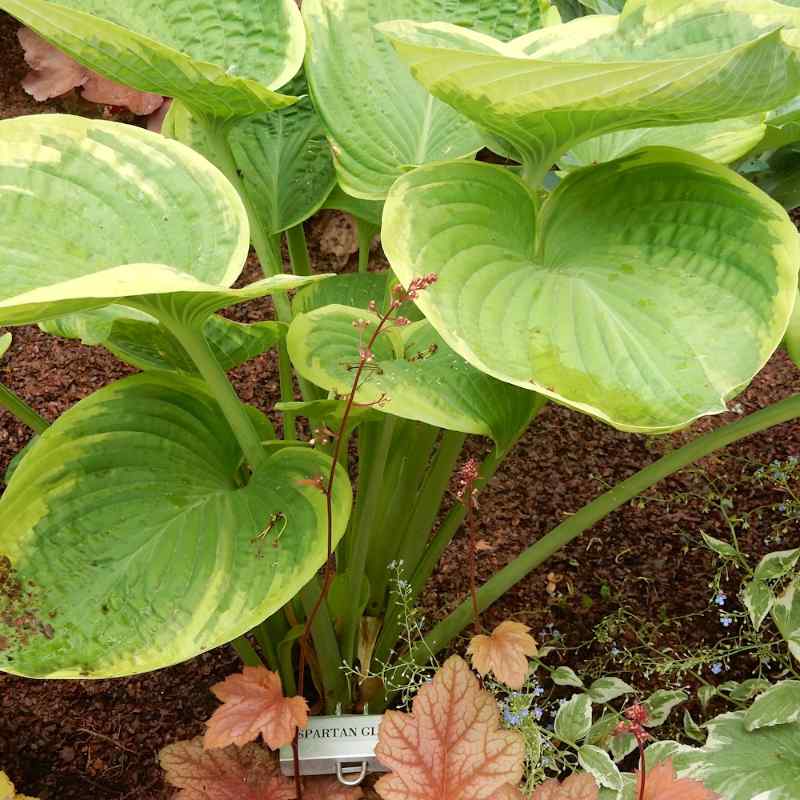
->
[[2, 10, 800, 799]]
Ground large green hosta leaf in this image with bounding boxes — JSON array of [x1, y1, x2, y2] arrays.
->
[[0, 0, 304, 118], [303, 0, 542, 199], [562, 116, 767, 171], [0, 115, 316, 329], [288, 305, 539, 449], [0, 372, 351, 678], [40, 307, 286, 374], [675, 711, 800, 799], [382, 150, 799, 432], [164, 76, 336, 235], [380, 0, 800, 181]]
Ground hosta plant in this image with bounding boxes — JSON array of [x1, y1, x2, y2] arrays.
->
[[2, 0, 800, 795]]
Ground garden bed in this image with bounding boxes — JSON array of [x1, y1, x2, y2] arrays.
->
[[1, 10, 800, 799]]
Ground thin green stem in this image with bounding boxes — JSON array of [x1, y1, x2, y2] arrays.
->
[[278, 339, 297, 441], [392, 430, 467, 577], [197, 115, 301, 443], [198, 115, 292, 319], [365, 422, 441, 611], [342, 417, 397, 665], [356, 221, 378, 274], [232, 636, 265, 667], [414, 394, 800, 664], [286, 224, 312, 277], [300, 578, 349, 712], [164, 321, 267, 471], [254, 615, 287, 675], [0, 383, 49, 434]]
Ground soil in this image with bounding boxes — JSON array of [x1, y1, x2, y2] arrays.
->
[[2, 11, 800, 799]]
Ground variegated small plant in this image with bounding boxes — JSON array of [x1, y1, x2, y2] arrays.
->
[[2, 1, 800, 797]]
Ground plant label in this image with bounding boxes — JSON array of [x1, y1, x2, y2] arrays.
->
[[278, 714, 389, 783]]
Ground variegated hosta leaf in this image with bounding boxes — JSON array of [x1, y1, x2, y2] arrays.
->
[[231, 74, 336, 234], [675, 710, 800, 798], [40, 307, 286, 374], [0, 0, 305, 118], [0, 115, 317, 329], [562, 116, 767, 172], [287, 305, 540, 450], [0, 372, 351, 678], [303, 0, 543, 199], [164, 77, 337, 235], [379, 0, 800, 181], [291, 271, 424, 322], [382, 150, 799, 432]]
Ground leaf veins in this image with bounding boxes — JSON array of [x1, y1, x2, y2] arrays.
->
[[374, 655, 524, 799], [204, 666, 309, 751]]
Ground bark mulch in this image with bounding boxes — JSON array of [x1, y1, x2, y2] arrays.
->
[[2, 10, 800, 798]]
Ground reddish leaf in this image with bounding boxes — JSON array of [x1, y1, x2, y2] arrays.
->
[[531, 774, 599, 800], [302, 777, 364, 800], [17, 28, 87, 101], [374, 655, 524, 800], [468, 621, 538, 690], [205, 666, 309, 751], [159, 737, 294, 800], [636, 760, 721, 800], [17, 27, 163, 115], [81, 73, 163, 115]]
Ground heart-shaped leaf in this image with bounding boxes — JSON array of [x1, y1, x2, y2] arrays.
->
[[292, 272, 422, 322], [374, 655, 524, 799], [287, 305, 540, 450], [164, 75, 336, 235], [0, 0, 305, 118], [754, 547, 800, 580], [675, 710, 800, 798], [0, 115, 318, 329], [742, 578, 774, 630], [562, 116, 767, 172], [382, 150, 799, 432], [303, 0, 543, 199], [744, 680, 800, 731], [380, 0, 800, 181], [40, 307, 285, 374], [0, 372, 351, 677], [555, 694, 593, 744], [230, 75, 336, 234], [772, 577, 800, 661], [577, 745, 622, 791]]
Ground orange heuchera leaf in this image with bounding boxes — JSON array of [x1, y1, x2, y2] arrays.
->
[[17, 28, 87, 102], [81, 74, 164, 115], [17, 27, 163, 115], [205, 666, 309, 751], [160, 738, 364, 800], [467, 620, 538, 690], [302, 776, 365, 800], [374, 655, 525, 800], [531, 774, 599, 800], [637, 759, 721, 800], [159, 737, 295, 800]]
